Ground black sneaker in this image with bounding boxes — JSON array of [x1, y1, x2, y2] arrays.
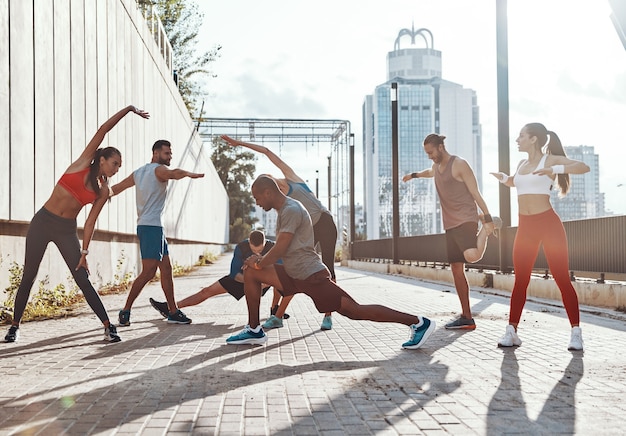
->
[[270, 305, 290, 320], [104, 324, 121, 342], [149, 298, 169, 318], [4, 325, 19, 343], [118, 309, 131, 326], [167, 309, 192, 324]]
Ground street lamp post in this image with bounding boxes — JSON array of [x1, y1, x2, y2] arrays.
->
[[316, 170, 319, 198]]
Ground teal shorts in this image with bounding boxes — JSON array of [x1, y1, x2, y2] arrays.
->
[[137, 225, 169, 260]]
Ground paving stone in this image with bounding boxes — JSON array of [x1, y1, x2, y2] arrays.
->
[[1, 254, 625, 435]]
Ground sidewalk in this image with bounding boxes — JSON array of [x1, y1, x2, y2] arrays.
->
[[1, 255, 625, 435]]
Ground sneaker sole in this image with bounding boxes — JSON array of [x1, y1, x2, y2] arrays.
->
[[226, 336, 268, 345], [444, 324, 476, 330], [320, 325, 332, 331], [104, 336, 122, 343], [262, 324, 283, 330], [167, 320, 192, 324], [403, 320, 436, 350], [497, 341, 522, 348]]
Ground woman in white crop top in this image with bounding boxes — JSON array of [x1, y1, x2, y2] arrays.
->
[[490, 123, 590, 351]]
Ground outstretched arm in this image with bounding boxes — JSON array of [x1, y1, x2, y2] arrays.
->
[[221, 134, 303, 182], [402, 163, 435, 182], [534, 155, 590, 176], [72, 105, 150, 170], [155, 166, 204, 182], [110, 173, 136, 196], [490, 172, 515, 187]]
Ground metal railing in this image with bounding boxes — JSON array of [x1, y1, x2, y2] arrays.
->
[[351, 215, 626, 279], [137, 3, 174, 74]]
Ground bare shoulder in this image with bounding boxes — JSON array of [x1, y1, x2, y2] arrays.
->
[[452, 155, 473, 175]]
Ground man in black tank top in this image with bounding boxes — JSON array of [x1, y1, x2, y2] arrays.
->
[[403, 134, 498, 331]]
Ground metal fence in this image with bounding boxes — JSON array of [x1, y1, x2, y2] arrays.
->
[[351, 215, 626, 278]]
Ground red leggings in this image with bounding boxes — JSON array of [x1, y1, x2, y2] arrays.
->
[[509, 208, 580, 326]]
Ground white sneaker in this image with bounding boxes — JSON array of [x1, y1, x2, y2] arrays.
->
[[568, 326, 584, 351], [497, 325, 522, 347]]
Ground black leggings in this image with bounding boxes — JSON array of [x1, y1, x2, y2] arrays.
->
[[12, 207, 110, 324], [313, 212, 338, 280]]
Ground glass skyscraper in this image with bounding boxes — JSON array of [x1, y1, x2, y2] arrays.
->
[[551, 145, 606, 220], [362, 26, 482, 239]]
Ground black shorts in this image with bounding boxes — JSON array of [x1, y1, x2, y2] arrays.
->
[[445, 221, 478, 264], [274, 264, 354, 313], [217, 275, 271, 300]]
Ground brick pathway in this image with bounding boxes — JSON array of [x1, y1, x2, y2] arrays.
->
[[1, 255, 625, 435]]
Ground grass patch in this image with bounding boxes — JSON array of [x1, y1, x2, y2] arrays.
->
[[1, 250, 211, 324]]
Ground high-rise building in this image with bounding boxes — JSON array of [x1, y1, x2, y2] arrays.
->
[[551, 145, 606, 220], [362, 26, 482, 239]]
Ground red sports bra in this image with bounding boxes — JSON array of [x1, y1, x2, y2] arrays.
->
[[58, 167, 98, 206]]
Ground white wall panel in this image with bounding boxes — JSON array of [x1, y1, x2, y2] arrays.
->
[[4, 0, 228, 279], [0, 2, 10, 219], [34, 0, 56, 209], [9, 0, 35, 220], [53, 0, 72, 182], [2, 0, 228, 292]]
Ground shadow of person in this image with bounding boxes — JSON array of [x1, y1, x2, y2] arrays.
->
[[0, 324, 460, 435], [534, 353, 583, 434], [487, 351, 583, 436]]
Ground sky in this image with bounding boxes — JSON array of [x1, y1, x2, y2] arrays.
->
[[196, 0, 626, 217]]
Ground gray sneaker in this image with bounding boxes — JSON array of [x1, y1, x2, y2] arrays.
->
[[262, 315, 283, 330], [444, 316, 476, 330]]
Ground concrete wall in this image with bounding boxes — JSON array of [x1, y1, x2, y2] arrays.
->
[[346, 260, 626, 310], [0, 0, 229, 292]]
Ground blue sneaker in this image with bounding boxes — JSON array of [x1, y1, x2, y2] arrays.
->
[[226, 325, 268, 345], [402, 317, 436, 349], [118, 310, 131, 326], [320, 315, 333, 331], [262, 315, 283, 329]]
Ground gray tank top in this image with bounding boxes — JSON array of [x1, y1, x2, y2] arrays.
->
[[286, 181, 329, 225], [434, 155, 478, 230], [134, 163, 167, 226]]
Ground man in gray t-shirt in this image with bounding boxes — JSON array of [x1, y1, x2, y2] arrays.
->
[[225, 175, 436, 350]]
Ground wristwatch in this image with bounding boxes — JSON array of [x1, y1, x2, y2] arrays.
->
[[81, 249, 89, 255]]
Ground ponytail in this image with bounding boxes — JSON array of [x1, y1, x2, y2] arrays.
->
[[545, 130, 570, 196], [89, 149, 104, 197], [524, 123, 570, 196]]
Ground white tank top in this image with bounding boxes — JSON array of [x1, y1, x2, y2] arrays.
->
[[513, 154, 553, 196]]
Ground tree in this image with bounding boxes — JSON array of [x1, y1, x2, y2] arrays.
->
[[137, 0, 221, 115], [210, 138, 258, 243]]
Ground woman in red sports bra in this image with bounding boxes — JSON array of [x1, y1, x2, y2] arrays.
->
[[491, 122, 590, 351], [4, 105, 149, 344]]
